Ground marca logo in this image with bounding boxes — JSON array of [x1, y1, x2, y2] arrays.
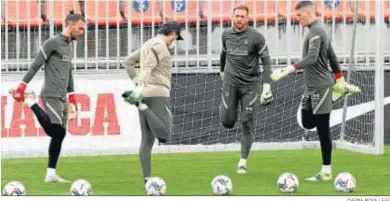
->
[[297, 96, 390, 131], [1, 93, 121, 138]]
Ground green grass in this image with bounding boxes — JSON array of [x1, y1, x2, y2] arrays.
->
[[2, 146, 390, 195]]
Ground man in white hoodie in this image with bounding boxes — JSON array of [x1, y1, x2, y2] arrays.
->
[[121, 21, 183, 185]]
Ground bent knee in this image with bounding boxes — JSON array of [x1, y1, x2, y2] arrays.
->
[[301, 109, 316, 129], [222, 119, 235, 129], [302, 121, 316, 130], [220, 111, 237, 129]]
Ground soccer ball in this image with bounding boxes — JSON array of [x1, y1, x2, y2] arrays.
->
[[334, 172, 356, 192], [70, 179, 93, 196], [3, 181, 25, 196], [211, 175, 233, 195], [277, 173, 299, 193], [145, 177, 167, 196]]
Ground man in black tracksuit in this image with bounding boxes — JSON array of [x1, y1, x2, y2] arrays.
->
[[271, 1, 361, 181], [12, 12, 85, 183], [219, 5, 273, 174]]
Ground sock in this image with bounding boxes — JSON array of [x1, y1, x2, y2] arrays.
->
[[321, 165, 332, 174], [25, 98, 36, 107], [138, 103, 148, 111], [315, 113, 332, 168], [48, 125, 66, 169], [46, 168, 56, 176], [238, 158, 247, 167]]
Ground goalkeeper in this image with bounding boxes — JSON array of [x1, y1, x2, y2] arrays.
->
[[219, 5, 274, 175], [10, 11, 85, 183], [121, 21, 183, 185], [271, 1, 360, 181]]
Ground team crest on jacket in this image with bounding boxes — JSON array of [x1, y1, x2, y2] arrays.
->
[[62, 54, 72, 62], [244, 39, 248, 45]]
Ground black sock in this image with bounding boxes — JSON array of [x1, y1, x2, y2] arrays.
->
[[315, 113, 332, 166], [30, 104, 53, 137], [48, 124, 66, 169]]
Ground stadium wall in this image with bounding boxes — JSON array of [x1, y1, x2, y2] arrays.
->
[[2, 23, 390, 70]]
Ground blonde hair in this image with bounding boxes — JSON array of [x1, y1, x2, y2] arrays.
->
[[233, 5, 249, 15]]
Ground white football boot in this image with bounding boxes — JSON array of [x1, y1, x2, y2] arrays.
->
[[44, 175, 70, 183], [237, 166, 247, 175]]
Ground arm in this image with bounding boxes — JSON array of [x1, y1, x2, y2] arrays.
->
[[293, 34, 323, 70], [67, 68, 74, 93], [327, 42, 343, 79], [123, 43, 163, 103], [220, 32, 227, 74], [139, 43, 164, 85], [331, 40, 361, 98], [22, 39, 55, 84], [67, 68, 77, 111], [122, 48, 141, 80], [256, 34, 271, 84], [257, 33, 274, 105], [13, 39, 55, 102]]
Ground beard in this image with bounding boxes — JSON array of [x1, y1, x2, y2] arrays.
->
[[70, 32, 83, 40], [233, 22, 246, 31]]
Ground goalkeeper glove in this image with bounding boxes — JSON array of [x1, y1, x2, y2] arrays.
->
[[260, 83, 274, 106], [12, 82, 27, 102], [124, 83, 144, 105], [332, 74, 361, 103], [67, 93, 77, 120], [270, 65, 297, 81]]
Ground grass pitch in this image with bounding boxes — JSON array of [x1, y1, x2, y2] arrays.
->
[[2, 146, 390, 195]]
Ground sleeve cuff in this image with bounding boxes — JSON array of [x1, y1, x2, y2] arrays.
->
[[335, 72, 343, 79], [292, 64, 299, 71], [19, 82, 27, 90], [68, 93, 76, 104]]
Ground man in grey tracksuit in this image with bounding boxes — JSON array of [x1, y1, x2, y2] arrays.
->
[[219, 5, 274, 174], [271, 1, 360, 181], [121, 21, 183, 186], [12, 12, 85, 183]]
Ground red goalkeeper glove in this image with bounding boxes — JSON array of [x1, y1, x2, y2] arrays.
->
[[13, 82, 27, 102], [67, 93, 77, 120], [68, 93, 76, 106]]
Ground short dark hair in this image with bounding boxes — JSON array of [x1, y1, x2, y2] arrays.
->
[[233, 5, 249, 15], [295, 1, 314, 10], [65, 10, 85, 26]]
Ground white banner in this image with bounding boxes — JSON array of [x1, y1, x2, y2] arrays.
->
[[1, 74, 144, 158]]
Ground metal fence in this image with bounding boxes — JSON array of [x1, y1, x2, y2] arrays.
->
[[1, 0, 390, 71]]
